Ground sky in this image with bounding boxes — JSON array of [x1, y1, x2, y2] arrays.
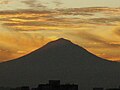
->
[[0, 0, 120, 62]]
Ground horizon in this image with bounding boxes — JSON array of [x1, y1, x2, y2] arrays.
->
[[0, 0, 120, 62], [0, 38, 118, 63]]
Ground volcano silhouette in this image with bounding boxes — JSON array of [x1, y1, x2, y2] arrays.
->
[[0, 38, 120, 89]]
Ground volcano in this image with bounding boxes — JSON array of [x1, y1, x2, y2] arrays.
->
[[0, 38, 119, 90]]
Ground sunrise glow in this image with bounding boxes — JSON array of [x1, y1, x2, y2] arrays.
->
[[0, 0, 120, 62]]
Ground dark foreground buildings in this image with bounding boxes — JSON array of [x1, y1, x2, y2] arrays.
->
[[0, 80, 78, 90], [93, 86, 120, 90], [31, 80, 78, 90], [2, 80, 120, 90]]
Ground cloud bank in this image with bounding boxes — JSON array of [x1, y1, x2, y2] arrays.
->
[[0, 7, 120, 61]]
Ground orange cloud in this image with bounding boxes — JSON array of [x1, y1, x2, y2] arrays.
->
[[0, 7, 120, 62]]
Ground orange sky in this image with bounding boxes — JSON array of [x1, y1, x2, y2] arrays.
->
[[0, 0, 120, 62]]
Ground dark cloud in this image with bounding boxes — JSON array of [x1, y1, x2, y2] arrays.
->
[[58, 7, 120, 13], [53, 1, 63, 7], [0, 7, 120, 31], [3, 21, 59, 27], [57, 7, 120, 16], [57, 8, 94, 16], [90, 17, 120, 25], [0, 9, 93, 31], [0, 9, 53, 15], [21, 0, 46, 8]]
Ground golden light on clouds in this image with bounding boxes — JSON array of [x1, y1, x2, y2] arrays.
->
[[0, 0, 120, 62]]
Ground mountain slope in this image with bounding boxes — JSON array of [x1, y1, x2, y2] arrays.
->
[[0, 38, 119, 89]]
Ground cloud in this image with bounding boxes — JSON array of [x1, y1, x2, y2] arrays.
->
[[0, 6, 120, 34], [68, 31, 120, 48], [0, 25, 55, 62], [114, 26, 120, 37], [56, 7, 120, 26], [56, 7, 120, 19], [0, 9, 57, 30], [58, 7, 120, 14], [0, 0, 10, 4], [0, 7, 120, 61], [0, 7, 120, 32], [53, 0, 63, 7], [0, 8, 120, 44], [90, 17, 120, 25], [21, 0, 46, 9], [0, 9, 91, 31]]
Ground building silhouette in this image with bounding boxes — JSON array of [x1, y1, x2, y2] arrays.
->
[[93, 88, 104, 90], [32, 80, 78, 90], [10, 86, 30, 90], [93, 86, 120, 90], [106, 88, 120, 90], [0, 80, 78, 90]]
